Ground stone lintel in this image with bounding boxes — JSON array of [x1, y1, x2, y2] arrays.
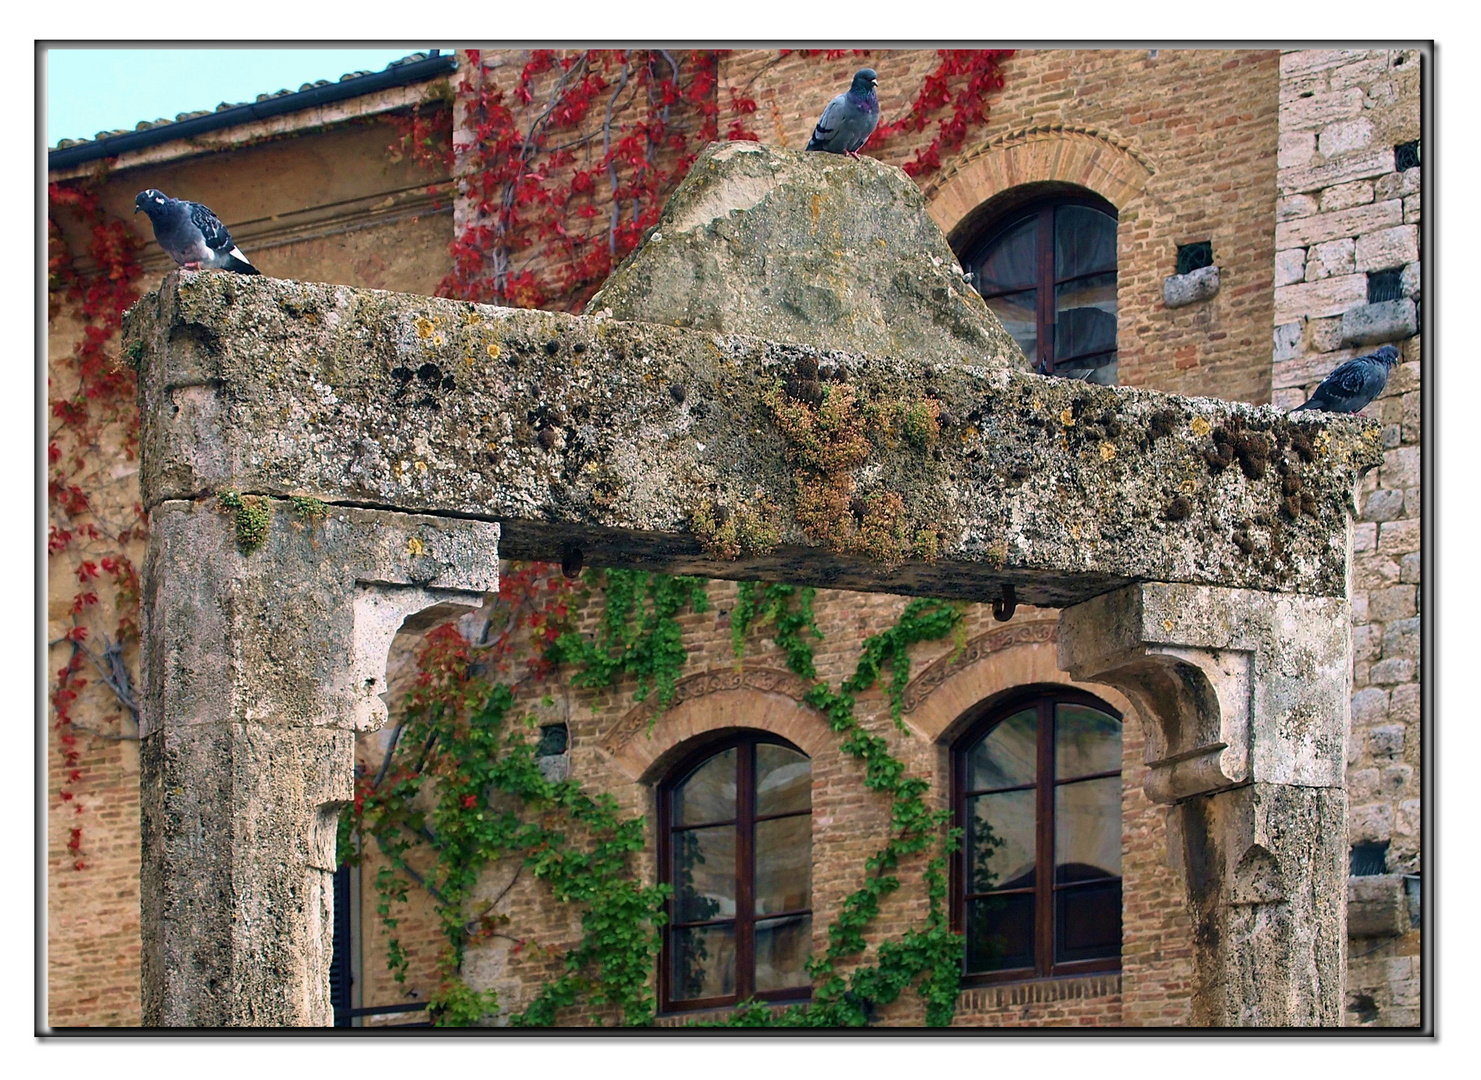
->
[[139, 498, 499, 1025], [125, 272, 1381, 606]]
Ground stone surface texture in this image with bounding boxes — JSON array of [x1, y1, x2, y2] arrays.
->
[[1060, 582, 1351, 1026], [125, 269, 1378, 609], [1162, 265, 1221, 309], [139, 499, 496, 1025], [1270, 48, 1423, 1029], [591, 142, 1026, 367]]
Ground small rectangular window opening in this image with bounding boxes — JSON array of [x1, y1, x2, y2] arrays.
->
[[1367, 268, 1404, 304], [536, 723, 569, 758], [1394, 141, 1420, 171], [1349, 840, 1389, 877], [1175, 241, 1213, 277]]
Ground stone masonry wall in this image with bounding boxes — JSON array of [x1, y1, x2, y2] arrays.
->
[[1271, 48, 1422, 1028]]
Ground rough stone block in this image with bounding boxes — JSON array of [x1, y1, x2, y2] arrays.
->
[[1278, 131, 1317, 169], [1347, 874, 1408, 938], [1163, 264, 1220, 309], [1382, 618, 1419, 659], [1273, 320, 1304, 359], [1275, 199, 1402, 248], [1329, 54, 1393, 90], [1360, 489, 1405, 522], [1398, 551, 1420, 584], [1388, 684, 1419, 726], [1377, 518, 1419, 554], [1400, 261, 1421, 299], [1305, 239, 1355, 282], [1352, 522, 1376, 554], [1368, 585, 1416, 623], [1403, 193, 1420, 224], [1319, 180, 1374, 213], [1381, 764, 1413, 798], [1275, 250, 1306, 288], [1374, 169, 1420, 200], [1347, 768, 1379, 802], [1276, 274, 1367, 322], [1350, 687, 1389, 725], [1349, 801, 1394, 842], [1351, 591, 1369, 623], [1354, 556, 1399, 590], [1309, 317, 1344, 352], [1281, 49, 1371, 79], [1278, 150, 1396, 197], [1279, 87, 1364, 131], [1354, 225, 1419, 273], [1318, 118, 1374, 156], [1368, 658, 1414, 686], [1341, 300, 1416, 348], [1365, 724, 1404, 758]]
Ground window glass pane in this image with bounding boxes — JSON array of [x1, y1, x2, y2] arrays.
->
[[671, 923, 736, 1001], [1054, 776, 1121, 883], [754, 914, 812, 992], [1055, 703, 1120, 779], [975, 215, 1038, 293], [965, 893, 1034, 973], [1055, 205, 1117, 279], [966, 707, 1037, 791], [756, 743, 811, 816], [674, 747, 736, 826], [1056, 879, 1122, 963], [755, 814, 811, 915], [983, 289, 1037, 362], [673, 825, 736, 922], [968, 789, 1036, 893], [1054, 272, 1117, 360]]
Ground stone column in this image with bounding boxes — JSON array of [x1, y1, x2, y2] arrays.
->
[[1059, 582, 1350, 1027], [139, 497, 498, 1026]]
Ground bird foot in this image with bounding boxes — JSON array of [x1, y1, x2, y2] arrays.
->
[[846, 150, 861, 160], [181, 262, 202, 271]]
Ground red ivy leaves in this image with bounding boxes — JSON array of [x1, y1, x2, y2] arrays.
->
[[871, 49, 1013, 179]]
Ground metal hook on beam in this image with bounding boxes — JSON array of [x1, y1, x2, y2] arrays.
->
[[991, 583, 1017, 622]]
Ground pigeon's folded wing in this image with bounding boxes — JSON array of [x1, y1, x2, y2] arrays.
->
[[188, 202, 236, 254], [808, 94, 848, 148]]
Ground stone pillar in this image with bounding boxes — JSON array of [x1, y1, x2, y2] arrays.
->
[[139, 497, 498, 1026], [1059, 582, 1350, 1027]]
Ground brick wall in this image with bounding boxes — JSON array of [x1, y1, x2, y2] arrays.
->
[[722, 49, 1280, 404], [1270, 48, 1422, 1029]]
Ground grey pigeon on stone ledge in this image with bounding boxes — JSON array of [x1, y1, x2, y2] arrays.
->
[[805, 68, 879, 158], [134, 189, 260, 274], [1290, 345, 1401, 414]]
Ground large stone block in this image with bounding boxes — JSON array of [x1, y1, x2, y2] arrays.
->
[[1341, 299, 1416, 348], [124, 272, 1380, 606], [1354, 225, 1419, 273], [1347, 874, 1409, 938], [1275, 199, 1403, 248]]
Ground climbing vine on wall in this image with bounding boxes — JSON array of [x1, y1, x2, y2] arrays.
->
[[47, 172, 148, 870], [397, 47, 1013, 313]]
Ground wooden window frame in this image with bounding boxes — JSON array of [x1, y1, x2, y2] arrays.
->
[[960, 192, 1119, 378], [951, 685, 1123, 987], [657, 731, 813, 1014]]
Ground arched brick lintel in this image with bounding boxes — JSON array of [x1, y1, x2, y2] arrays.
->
[[925, 127, 1156, 244], [609, 683, 835, 785], [901, 631, 1138, 747]]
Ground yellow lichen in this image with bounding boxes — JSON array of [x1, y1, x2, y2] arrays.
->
[[1060, 407, 1076, 426], [487, 342, 502, 360], [1190, 416, 1212, 437], [414, 317, 436, 339], [1100, 441, 1116, 462], [406, 537, 426, 557]]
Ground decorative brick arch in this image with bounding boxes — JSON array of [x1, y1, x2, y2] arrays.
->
[[924, 125, 1156, 243], [603, 667, 834, 783], [897, 618, 1136, 745]]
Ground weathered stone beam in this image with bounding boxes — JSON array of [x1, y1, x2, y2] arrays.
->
[[139, 498, 498, 1025], [124, 272, 1379, 606]]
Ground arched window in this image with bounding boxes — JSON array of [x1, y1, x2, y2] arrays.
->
[[952, 687, 1122, 983], [958, 192, 1119, 384], [658, 733, 812, 1012]]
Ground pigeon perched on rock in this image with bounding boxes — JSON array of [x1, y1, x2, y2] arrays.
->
[[134, 189, 259, 274], [805, 68, 879, 158], [1290, 345, 1402, 414]]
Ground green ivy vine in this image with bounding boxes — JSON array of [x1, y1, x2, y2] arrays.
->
[[346, 566, 970, 1028]]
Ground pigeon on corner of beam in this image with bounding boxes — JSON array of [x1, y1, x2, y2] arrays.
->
[[1290, 344, 1402, 414], [805, 68, 880, 159], [133, 189, 260, 275]]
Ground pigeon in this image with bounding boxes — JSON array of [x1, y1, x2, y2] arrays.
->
[[1290, 345, 1402, 414], [805, 68, 879, 158], [134, 189, 259, 274]]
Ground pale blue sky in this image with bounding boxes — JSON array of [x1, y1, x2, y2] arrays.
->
[[44, 47, 445, 147]]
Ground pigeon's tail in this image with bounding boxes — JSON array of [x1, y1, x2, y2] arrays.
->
[[1289, 399, 1316, 413], [220, 249, 260, 275]]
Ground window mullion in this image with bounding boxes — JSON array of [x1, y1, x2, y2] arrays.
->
[[1036, 696, 1056, 976], [736, 739, 757, 1002], [1037, 205, 1055, 372]]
